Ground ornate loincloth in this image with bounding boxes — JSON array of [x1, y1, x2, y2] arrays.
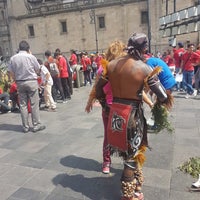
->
[[107, 97, 147, 160]]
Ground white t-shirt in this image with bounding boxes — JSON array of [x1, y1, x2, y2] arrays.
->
[[40, 65, 53, 86]]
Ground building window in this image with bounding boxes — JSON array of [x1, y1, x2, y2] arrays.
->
[[141, 11, 148, 24], [28, 25, 35, 37], [98, 16, 105, 29], [60, 20, 67, 34]]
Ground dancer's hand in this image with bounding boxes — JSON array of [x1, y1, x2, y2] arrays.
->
[[85, 102, 93, 113]]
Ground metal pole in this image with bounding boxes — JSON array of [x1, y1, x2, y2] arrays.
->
[[173, 0, 176, 46], [93, 10, 99, 53], [90, 9, 98, 53], [147, 0, 151, 53]]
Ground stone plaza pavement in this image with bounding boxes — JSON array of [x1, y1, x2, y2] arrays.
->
[[0, 86, 199, 200]]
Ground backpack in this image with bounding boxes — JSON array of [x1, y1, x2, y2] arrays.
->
[[49, 63, 59, 77]]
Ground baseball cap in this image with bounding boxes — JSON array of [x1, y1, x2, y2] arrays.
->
[[178, 42, 184, 48]]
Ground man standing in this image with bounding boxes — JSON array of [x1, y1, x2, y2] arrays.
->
[[106, 33, 169, 200], [54, 52, 71, 100], [8, 40, 46, 133], [179, 43, 200, 98]]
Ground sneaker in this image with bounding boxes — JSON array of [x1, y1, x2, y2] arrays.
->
[[62, 100, 68, 103], [48, 108, 56, 112], [102, 163, 110, 174], [23, 127, 30, 133], [185, 94, 191, 99], [32, 125, 46, 133], [192, 89, 197, 97], [102, 166, 110, 174]]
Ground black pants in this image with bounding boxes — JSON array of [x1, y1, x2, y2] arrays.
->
[[67, 75, 73, 95], [52, 77, 65, 101], [61, 77, 71, 99]]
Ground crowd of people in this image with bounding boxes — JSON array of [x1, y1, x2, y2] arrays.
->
[[0, 42, 105, 115], [1, 35, 200, 200], [156, 42, 200, 98]]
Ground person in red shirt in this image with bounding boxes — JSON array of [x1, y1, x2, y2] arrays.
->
[[194, 44, 200, 93], [69, 49, 78, 72], [54, 52, 71, 100], [45, 50, 66, 102], [95, 52, 102, 69], [179, 43, 200, 98], [173, 42, 185, 70], [81, 52, 92, 86], [173, 42, 185, 91], [163, 49, 176, 75]]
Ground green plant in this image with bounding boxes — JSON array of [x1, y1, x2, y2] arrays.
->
[[178, 157, 200, 178], [151, 103, 174, 133]]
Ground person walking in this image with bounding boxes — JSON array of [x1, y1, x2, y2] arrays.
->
[[8, 40, 46, 133], [85, 40, 127, 174], [104, 33, 170, 200], [179, 43, 200, 98]]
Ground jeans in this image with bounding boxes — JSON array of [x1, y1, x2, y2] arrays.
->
[[182, 70, 194, 94], [83, 70, 92, 86], [52, 77, 65, 101]]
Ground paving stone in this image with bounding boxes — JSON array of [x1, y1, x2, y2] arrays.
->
[[0, 165, 40, 186], [22, 169, 61, 193], [8, 187, 47, 200], [0, 87, 199, 200], [0, 183, 19, 200]]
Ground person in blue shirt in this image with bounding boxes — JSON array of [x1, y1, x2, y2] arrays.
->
[[144, 55, 176, 131], [144, 56, 176, 92]]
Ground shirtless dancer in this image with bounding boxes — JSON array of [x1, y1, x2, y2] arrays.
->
[[106, 33, 169, 200]]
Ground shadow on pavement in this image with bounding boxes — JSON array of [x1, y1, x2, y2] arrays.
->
[[51, 155, 122, 200], [0, 123, 22, 133]]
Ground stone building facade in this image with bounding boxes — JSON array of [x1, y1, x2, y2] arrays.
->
[[0, 0, 199, 59]]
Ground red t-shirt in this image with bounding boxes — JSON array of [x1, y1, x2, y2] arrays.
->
[[95, 55, 102, 68], [81, 56, 91, 71], [163, 55, 175, 67], [0, 87, 2, 94], [181, 51, 200, 71], [70, 53, 77, 65], [57, 56, 69, 78], [173, 47, 185, 68], [9, 82, 17, 93]]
